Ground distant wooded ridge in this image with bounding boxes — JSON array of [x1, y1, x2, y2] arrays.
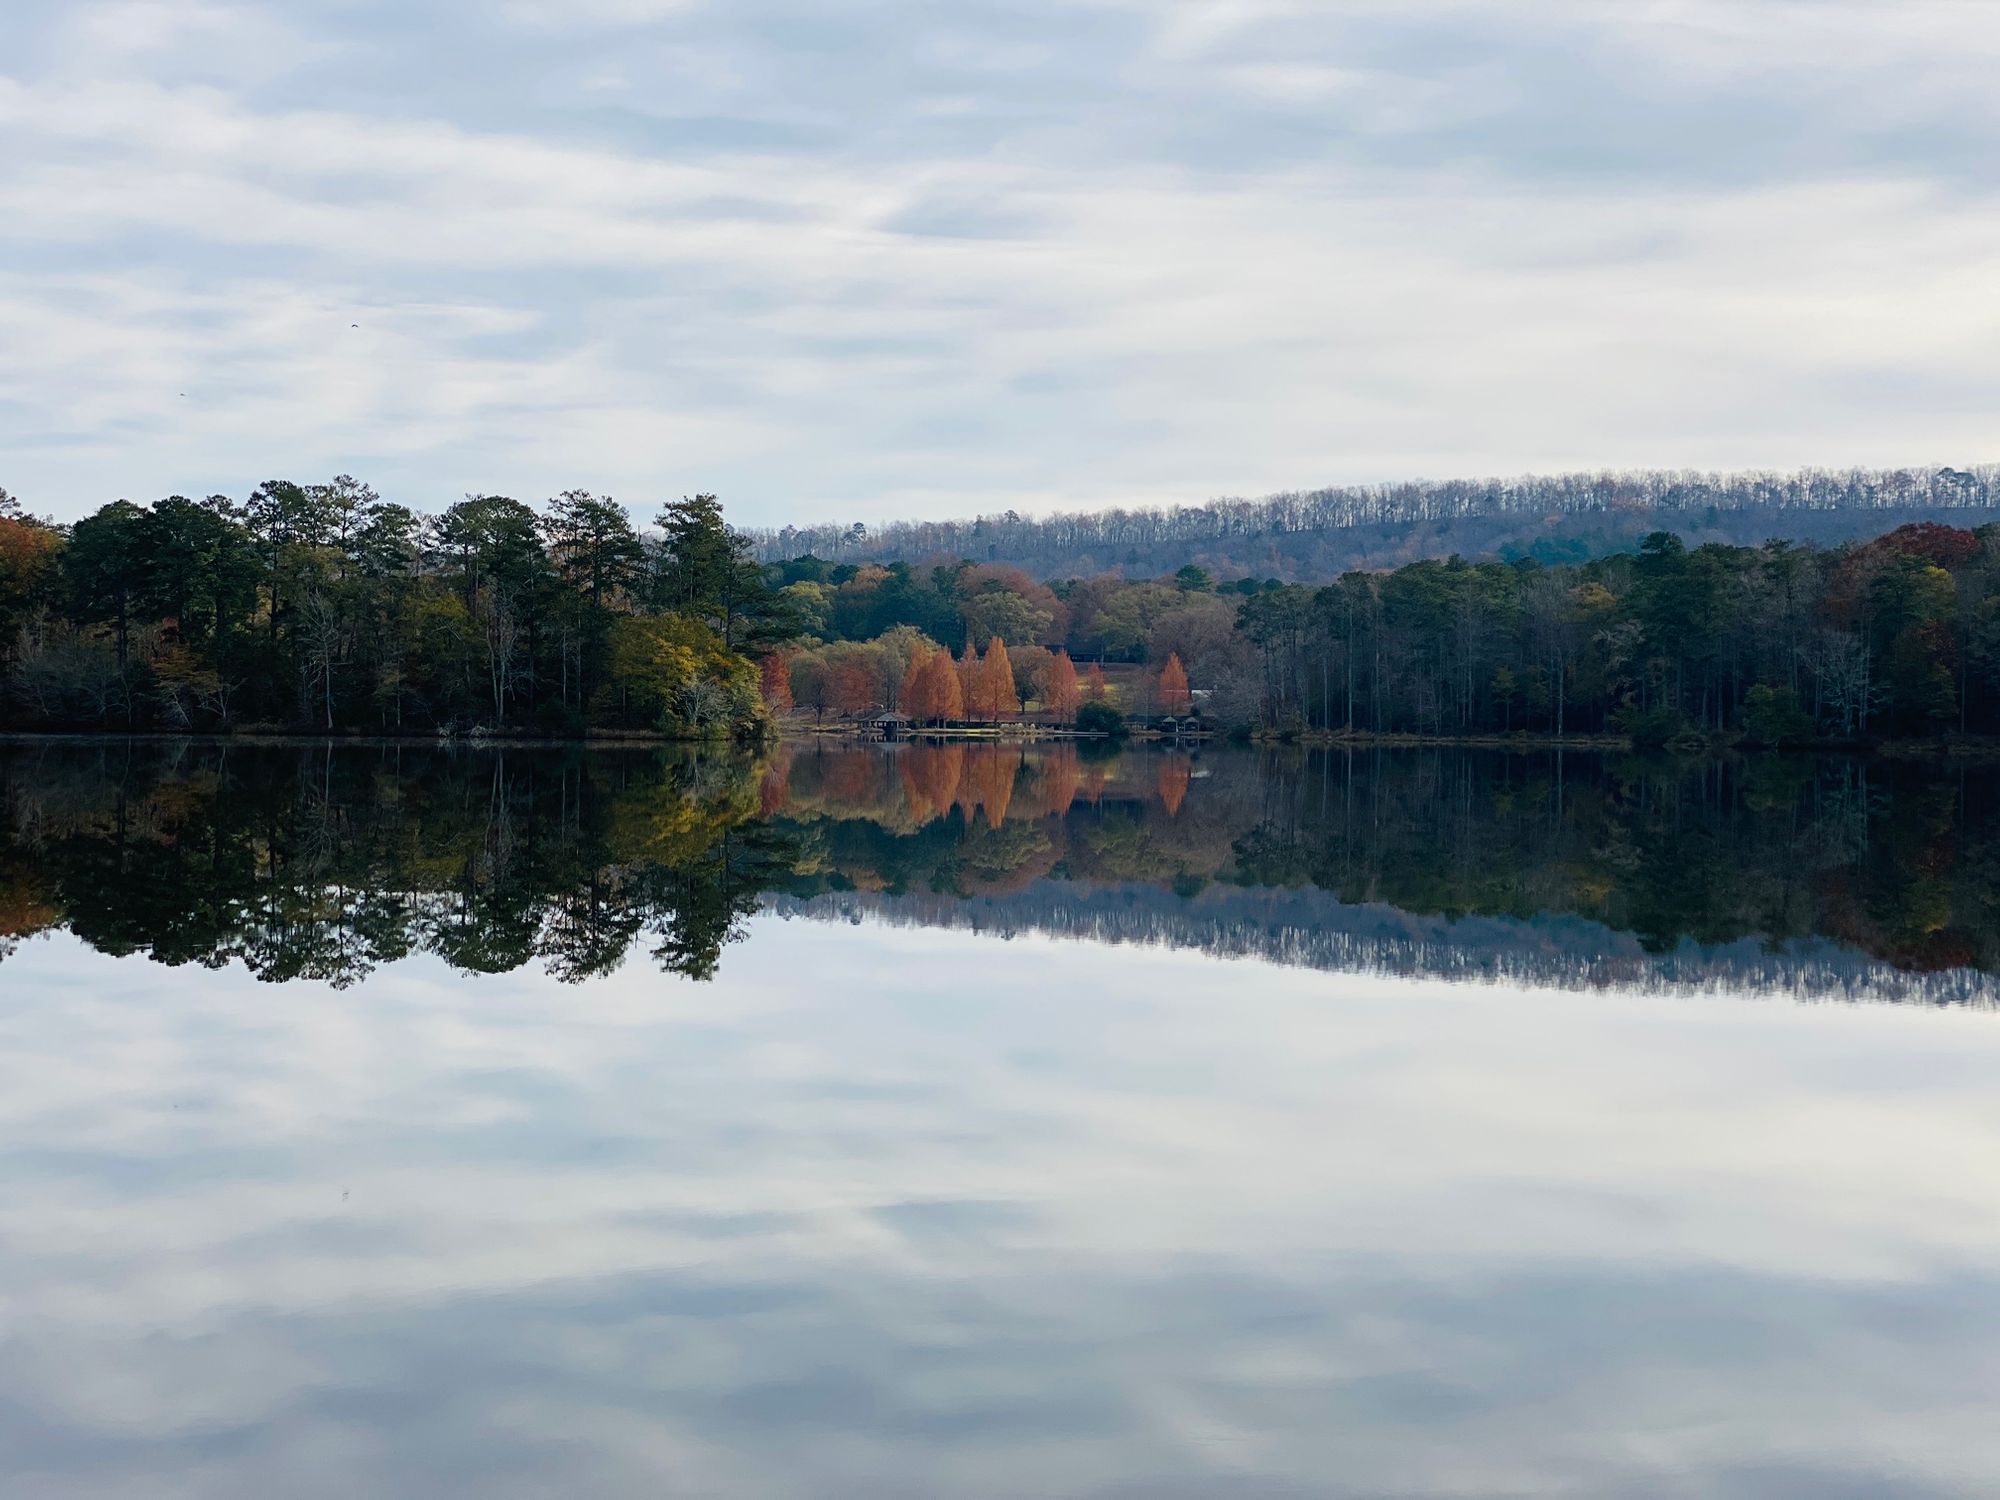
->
[[749, 464, 1999, 580]]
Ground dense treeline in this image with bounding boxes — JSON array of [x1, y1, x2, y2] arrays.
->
[[762, 521, 2000, 743], [748, 463, 1999, 579], [4, 743, 1994, 995], [9, 476, 1994, 746], [0, 482, 787, 736], [1233, 523, 2000, 742]]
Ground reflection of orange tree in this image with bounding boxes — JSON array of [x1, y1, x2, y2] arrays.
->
[[758, 744, 795, 816], [822, 748, 895, 807], [955, 748, 1021, 828], [0, 872, 60, 939], [1026, 745, 1083, 818], [1157, 757, 1191, 816], [1082, 755, 1114, 805], [900, 743, 966, 824]]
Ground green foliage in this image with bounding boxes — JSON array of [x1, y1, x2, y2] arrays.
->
[[1741, 685, 1815, 747], [605, 615, 761, 736], [0, 482, 770, 738], [1075, 700, 1125, 737]]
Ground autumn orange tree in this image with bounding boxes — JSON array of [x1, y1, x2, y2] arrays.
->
[[1083, 663, 1110, 702], [758, 653, 792, 712], [0, 507, 61, 661], [955, 641, 982, 714], [899, 643, 934, 714], [907, 650, 963, 723], [1043, 649, 1081, 722], [1159, 652, 1191, 714], [975, 637, 1016, 720], [831, 660, 879, 717]]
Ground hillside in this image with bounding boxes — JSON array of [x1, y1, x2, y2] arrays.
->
[[750, 464, 1999, 580]]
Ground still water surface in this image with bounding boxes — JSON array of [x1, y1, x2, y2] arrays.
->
[[2, 742, 1998, 1497]]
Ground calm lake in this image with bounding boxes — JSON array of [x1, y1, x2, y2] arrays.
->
[[3, 741, 1999, 1498]]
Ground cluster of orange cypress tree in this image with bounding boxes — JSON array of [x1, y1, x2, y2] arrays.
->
[[900, 639, 1030, 722], [762, 632, 1182, 725]]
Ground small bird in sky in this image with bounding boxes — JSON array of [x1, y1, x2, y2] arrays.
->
[[351, 322, 359, 328]]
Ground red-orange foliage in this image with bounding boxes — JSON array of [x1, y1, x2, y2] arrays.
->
[[0, 875, 59, 938], [1043, 650, 1081, 721], [1157, 757, 1191, 817], [0, 517, 61, 633], [900, 743, 965, 821], [1083, 663, 1109, 702], [1158, 653, 1191, 715], [1863, 523, 1981, 569], [899, 644, 934, 714], [952, 648, 984, 716], [907, 651, 963, 723], [1034, 746, 1083, 817], [972, 637, 1015, 721], [830, 661, 878, 716], [758, 746, 795, 816], [759, 653, 793, 712], [956, 748, 1019, 828]]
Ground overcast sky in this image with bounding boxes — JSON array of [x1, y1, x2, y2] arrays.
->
[[4, 1, 1998, 527]]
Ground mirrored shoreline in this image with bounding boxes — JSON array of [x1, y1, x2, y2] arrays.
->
[[2, 739, 1994, 1003]]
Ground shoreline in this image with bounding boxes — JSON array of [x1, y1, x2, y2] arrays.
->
[[2, 726, 1997, 758], [0, 729, 755, 750], [1252, 728, 2000, 759]]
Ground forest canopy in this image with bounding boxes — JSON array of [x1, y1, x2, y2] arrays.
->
[[747, 463, 1999, 582], [756, 519, 2000, 744], [0, 482, 786, 737], [2, 477, 1995, 745]]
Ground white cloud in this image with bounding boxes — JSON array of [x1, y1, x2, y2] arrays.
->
[[2, 0, 1998, 524]]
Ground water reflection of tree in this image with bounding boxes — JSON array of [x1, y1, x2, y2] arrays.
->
[[0, 742, 1994, 987], [0, 743, 794, 987]]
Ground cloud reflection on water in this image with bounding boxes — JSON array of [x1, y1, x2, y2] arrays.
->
[[2, 922, 1999, 1496]]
